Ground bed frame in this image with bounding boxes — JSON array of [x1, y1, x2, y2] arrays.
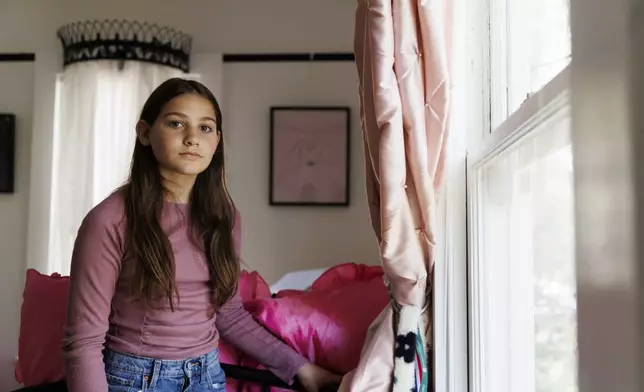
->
[[10, 364, 340, 392]]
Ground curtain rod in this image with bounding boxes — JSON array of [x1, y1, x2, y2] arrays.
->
[[222, 52, 355, 63], [0, 51, 356, 64]]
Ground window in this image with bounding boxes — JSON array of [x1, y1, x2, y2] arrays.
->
[[489, 0, 571, 127], [465, 0, 577, 391], [470, 97, 577, 392], [48, 62, 187, 274]]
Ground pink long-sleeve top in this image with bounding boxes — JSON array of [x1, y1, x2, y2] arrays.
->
[[61, 191, 308, 392]]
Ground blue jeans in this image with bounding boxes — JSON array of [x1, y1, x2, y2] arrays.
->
[[103, 348, 226, 392]]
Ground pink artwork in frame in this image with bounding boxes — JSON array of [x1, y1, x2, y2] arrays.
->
[[270, 107, 350, 206]]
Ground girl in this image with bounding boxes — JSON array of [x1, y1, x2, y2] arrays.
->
[[62, 78, 341, 392]]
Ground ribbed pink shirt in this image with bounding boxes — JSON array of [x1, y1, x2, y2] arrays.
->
[[61, 191, 307, 392]]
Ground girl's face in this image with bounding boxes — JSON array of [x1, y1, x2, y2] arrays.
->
[[136, 93, 221, 180]]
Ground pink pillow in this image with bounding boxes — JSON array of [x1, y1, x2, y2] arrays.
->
[[244, 276, 389, 375], [240, 264, 386, 391], [238, 270, 272, 301], [311, 262, 383, 291], [16, 269, 69, 386]]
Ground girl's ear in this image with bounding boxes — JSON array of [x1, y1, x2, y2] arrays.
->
[[136, 120, 152, 146]]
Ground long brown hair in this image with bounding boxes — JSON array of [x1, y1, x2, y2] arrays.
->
[[122, 78, 239, 311]]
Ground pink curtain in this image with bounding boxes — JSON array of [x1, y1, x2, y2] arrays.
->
[[339, 0, 449, 390]]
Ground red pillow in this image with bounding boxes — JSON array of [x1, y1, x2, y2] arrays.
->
[[244, 276, 389, 375], [238, 270, 272, 301], [240, 264, 387, 391], [311, 262, 383, 291], [16, 269, 69, 386], [271, 263, 383, 300]]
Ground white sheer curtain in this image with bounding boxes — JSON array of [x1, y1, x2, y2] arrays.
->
[[48, 61, 183, 275]]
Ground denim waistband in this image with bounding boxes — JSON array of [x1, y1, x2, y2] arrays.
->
[[103, 348, 220, 380]]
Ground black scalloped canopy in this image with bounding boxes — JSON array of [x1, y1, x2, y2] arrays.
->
[[57, 20, 192, 72]]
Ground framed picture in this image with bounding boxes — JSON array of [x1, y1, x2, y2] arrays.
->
[[269, 107, 350, 206]]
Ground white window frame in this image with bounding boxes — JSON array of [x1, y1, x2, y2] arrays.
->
[[467, 69, 570, 392], [445, 0, 644, 391], [433, 0, 473, 390], [460, 0, 572, 391]]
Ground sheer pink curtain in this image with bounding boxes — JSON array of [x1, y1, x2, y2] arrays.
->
[[340, 0, 450, 390]]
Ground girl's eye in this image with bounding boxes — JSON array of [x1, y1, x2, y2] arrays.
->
[[168, 121, 183, 128], [200, 125, 213, 133]]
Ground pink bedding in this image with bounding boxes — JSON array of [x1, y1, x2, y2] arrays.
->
[[247, 276, 388, 374], [241, 263, 388, 392]]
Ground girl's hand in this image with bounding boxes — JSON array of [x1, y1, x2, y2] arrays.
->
[[296, 363, 343, 392]]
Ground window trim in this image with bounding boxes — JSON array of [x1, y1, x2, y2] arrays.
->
[[433, 0, 475, 390], [489, 0, 508, 128], [463, 0, 492, 153], [469, 66, 570, 165]]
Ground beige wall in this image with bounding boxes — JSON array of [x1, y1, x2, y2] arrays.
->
[[0, 0, 356, 53], [0, 0, 378, 388], [0, 62, 34, 391], [224, 62, 378, 283]]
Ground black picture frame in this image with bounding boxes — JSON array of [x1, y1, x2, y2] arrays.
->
[[0, 114, 16, 194], [269, 106, 351, 206]]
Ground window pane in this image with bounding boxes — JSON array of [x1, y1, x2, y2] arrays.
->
[[48, 62, 184, 274], [491, 0, 571, 125], [475, 110, 578, 392]]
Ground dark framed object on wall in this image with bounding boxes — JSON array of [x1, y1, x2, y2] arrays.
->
[[269, 107, 350, 206], [0, 114, 16, 194]]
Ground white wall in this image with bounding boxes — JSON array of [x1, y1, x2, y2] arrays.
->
[[0, 62, 34, 391], [0, 0, 378, 388]]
